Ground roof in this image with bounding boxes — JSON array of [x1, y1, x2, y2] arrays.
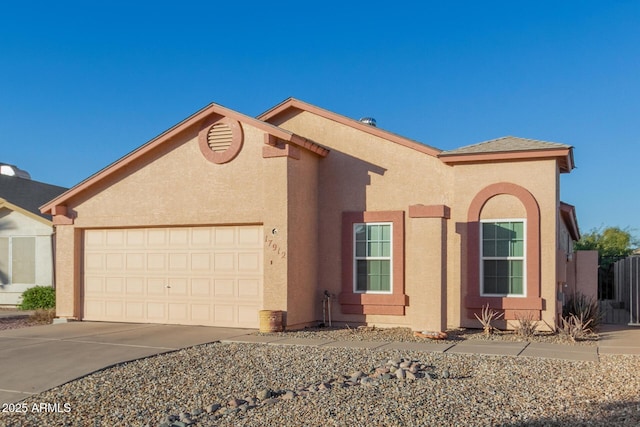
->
[[0, 174, 67, 220], [438, 136, 575, 172], [560, 201, 580, 241], [41, 102, 328, 215], [258, 97, 442, 157]]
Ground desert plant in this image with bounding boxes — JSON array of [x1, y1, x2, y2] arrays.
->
[[474, 304, 504, 335], [514, 312, 539, 337], [18, 286, 55, 310], [563, 292, 601, 330], [29, 308, 56, 325], [558, 313, 593, 343]]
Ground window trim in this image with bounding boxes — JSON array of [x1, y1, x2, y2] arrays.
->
[[480, 219, 526, 297], [353, 222, 393, 294], [340, 211, 407, 316]]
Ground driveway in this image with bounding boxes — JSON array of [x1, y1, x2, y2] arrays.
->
[[0, 322, 254, 404]]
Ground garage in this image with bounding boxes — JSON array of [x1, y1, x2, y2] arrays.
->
[[82, 225, 263, 328]]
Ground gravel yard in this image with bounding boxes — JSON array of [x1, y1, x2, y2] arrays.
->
[[1, 322, 638, 427]]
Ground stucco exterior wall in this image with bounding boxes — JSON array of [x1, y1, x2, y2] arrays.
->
[[450, 159, 559, 329], [285, 149, 319, 327], [54, 122, 277, 320], [0, 209, 55, 305], [274, 110, 455, 328]]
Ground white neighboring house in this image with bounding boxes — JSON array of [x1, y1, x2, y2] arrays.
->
[[0, 164, 67, 306]]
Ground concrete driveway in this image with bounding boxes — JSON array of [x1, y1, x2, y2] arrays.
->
[[0, 322, 254, 404]]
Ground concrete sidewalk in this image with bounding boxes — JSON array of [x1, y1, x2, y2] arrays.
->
[[223, 324, 640, 361]]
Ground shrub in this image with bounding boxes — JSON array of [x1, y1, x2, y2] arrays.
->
[[558, 313, 593, 343], [29, 308, 56, 324], [514, 312, 539, 337], [474, 304, 504, 336], [18, 286, 56, 310], [563, 292, 601, 330]]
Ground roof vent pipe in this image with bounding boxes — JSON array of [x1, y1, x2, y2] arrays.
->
[[359, 117, 377, 127]]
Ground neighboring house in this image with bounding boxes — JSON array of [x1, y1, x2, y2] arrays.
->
[[41, 98, 585, 331], [0, 164, 68, 306]]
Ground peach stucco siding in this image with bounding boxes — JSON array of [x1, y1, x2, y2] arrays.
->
[[47, 98, 576, 332]]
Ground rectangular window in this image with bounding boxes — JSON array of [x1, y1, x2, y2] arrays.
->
[[354, 223, 392, 293], [0, 236, 36, 285], [481, 220, 525, 296]]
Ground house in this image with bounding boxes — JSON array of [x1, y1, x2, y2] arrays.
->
[[0, 164, 68, 306], [41, 98, 585, 331]]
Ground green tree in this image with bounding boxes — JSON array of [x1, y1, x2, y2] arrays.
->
[[574, 226, 638, 300], [574, 226, 638, 267]]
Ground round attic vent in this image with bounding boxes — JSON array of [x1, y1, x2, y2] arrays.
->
[[207, 123, 233, 153], [198, 117, 244, 164]]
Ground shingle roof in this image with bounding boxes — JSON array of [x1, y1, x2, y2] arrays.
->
[[0, 174, 68, 219], [440, 136, 571, 155]]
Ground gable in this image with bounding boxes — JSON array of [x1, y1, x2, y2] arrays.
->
[[259, 98, 441, 157], [41, 102, 327, 216]]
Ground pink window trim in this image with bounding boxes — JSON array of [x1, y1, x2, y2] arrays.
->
[[339, 210, 407, 315], [464, 182, 542, 318]]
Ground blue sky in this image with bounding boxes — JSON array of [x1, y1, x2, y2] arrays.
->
[[1, 1, 639, 236]]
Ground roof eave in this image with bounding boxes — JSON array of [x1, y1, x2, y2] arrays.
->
[[438, 147, 575, 172], [560, 202, 580, 241], [1, 198, 52, 225], [259, 98, 442, 157], [41, 102, 326, 214]]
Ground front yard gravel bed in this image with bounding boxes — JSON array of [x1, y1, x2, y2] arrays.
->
[[2, 342, 637, 426]]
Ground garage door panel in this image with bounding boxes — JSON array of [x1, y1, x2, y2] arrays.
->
[[147, 302, 165, 320], [191, 278, 212, 296], [147, 279, 167, 296], [168, 278, 188, 296], [126, 253, 145, 270], [238, 252, 261, 272], [106, 230, 125, 246], [214, 228, 235, 245], [105, 300, 124, 317], [147, 253, 166, 270], [125, 302, 144, 319], [84, 226, 263, 327], [213, 279, 234, 297], [105, 277, 124, 294], [125, 277, 144, 294], [214, 253, 235, 271], [106, 253, 124, 270], [191, 253, 211, 270], [238, 279, 260, 298], [238, 227, 261, 246]]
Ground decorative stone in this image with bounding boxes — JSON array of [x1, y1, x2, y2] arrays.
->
[[442, 369, 451, 379], [281, 390, 296, 400], [396, 369, 406, 380], [406, 371, 417, 380], [257, 388, 272, 400], [228, 398, 246, 408], [261, 398, 279, 406], [205, 403, 221, 413]]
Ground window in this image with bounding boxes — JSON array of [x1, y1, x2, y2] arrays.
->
[[481, 220, 525, 296], [0, 236, 36, 285], [354, 223, 392, 293]]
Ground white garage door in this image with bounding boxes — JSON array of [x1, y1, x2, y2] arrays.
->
[[83, 226, 263, 328]]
